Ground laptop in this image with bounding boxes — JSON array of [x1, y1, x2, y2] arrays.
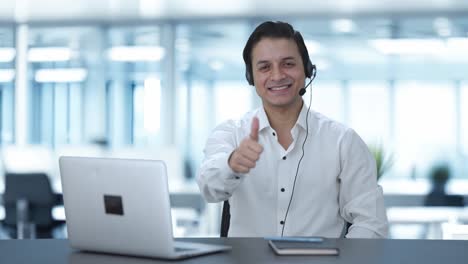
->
[[59, 156, 231, 260]]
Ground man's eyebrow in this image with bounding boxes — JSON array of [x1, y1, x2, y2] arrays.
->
[[255, 60, 270, 66], [256, 56, 297, 64], [255, 56, 298, 66], [282, 56, 296, 61]]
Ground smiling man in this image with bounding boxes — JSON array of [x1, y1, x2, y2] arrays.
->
[[197, 21, 388, 238]]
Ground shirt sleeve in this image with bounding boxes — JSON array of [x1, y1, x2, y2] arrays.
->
[[196, 120, 247, 203], [338, 129, 389, 238]]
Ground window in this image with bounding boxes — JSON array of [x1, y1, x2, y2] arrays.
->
[[188, 81, 212, 170], [214, 81, 253, 125], [107, 25, 164, 147], [0, 27, 15, 144], [175, 22, 251, 178], [132, 77, 162, 146], [310, 81, 345, 123], [461, 82, 468, 156], [394, 81, 456, 177], [349, 82, 390, 145], [28, 26, 96, 147]]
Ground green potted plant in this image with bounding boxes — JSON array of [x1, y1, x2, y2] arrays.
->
[[368, 143, 394, 181]]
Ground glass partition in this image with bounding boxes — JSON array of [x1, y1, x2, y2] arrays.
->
[[1, 15, 467, 182], [175, 21, 252, 177], [27, 26, 99, 147], [0, 26, 15, 144]]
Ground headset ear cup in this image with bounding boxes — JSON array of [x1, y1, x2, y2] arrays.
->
[[305, 60, 313, 78], [246, 68, 253, 86]]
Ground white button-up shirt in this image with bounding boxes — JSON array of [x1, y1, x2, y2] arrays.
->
[[197, 103, 388, 238]]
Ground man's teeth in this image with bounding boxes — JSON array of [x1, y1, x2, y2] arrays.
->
[[270, 85, 289, 91]]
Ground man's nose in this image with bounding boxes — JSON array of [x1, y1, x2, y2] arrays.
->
[[270, 65, 285, 81]]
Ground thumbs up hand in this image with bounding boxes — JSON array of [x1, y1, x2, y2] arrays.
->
[[228, 117, 264, 174], [249, 116, 260, 141]]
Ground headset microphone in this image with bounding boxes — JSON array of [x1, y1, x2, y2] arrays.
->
[[298, 79, 313, 96], [298, 64, 316, 96], [299, 88, 306, 96]]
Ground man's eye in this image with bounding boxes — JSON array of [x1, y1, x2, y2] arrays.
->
[[259, 65, 269, 71]]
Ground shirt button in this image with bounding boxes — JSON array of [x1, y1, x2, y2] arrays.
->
[[280, 221, 284, 225], [225, 192, 229, 195], [282, 156, 286, 160], [235, 176, 240, 179], [272, 132, 276, 136], [281, 188, 285, 192]]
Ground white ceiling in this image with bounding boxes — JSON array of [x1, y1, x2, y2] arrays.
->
[[1, 0, 468, 22]]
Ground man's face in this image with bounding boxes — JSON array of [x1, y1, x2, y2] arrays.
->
[[251, 37, 306, 110]]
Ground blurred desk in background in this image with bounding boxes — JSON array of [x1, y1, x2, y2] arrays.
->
[[387, 206, 468, 239]]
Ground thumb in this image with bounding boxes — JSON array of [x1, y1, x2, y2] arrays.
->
[[250, 116, 260, 141]]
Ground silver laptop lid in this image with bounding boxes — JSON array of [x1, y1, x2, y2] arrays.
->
[[59, 156, 175, 258]]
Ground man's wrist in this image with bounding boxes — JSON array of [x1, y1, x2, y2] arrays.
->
[[227, 149, 237, 171]]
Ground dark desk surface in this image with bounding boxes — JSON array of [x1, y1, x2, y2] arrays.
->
[[1, 237, 468, 264]]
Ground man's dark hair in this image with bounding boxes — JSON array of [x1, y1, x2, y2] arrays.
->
[[242, 21, 313, 86]]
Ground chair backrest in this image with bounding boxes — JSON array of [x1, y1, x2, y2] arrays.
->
[[220, 200, 230, 237], [3, 172, 56, 228], [424, 193, 465, 207]]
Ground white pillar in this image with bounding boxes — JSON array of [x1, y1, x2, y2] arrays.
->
[[84, 27, 107, 143], [14, 24, 29, 145], [161, 23, 176, 145]]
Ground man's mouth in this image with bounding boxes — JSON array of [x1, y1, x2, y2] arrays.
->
[[268, 84, 292, 91]]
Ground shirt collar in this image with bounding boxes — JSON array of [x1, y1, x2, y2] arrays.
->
[[257, 107, 271, 132], [296, 101, 310, 132], [256, 101, 311, 133]]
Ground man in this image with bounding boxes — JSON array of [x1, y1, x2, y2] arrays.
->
[[197, 21, 388, 238]]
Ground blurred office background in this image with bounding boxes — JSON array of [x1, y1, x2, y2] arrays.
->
[[1, 0, 468, 239]]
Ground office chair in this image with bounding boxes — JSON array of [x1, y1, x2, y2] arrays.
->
[[220, 200, 230, 237], [2, 172, 64, 238]]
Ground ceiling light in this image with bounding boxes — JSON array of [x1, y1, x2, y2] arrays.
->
[[0, 69, 15, 83], [28, 47, 72, 62], [108, 46, 165, 62], [0, 48, 16, 62], [369, 38, 446, 55], [35, 68, 87, 83], [331, 19, 356, 33]]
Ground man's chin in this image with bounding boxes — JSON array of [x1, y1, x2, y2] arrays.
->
[[263, 98, 301, 109]]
